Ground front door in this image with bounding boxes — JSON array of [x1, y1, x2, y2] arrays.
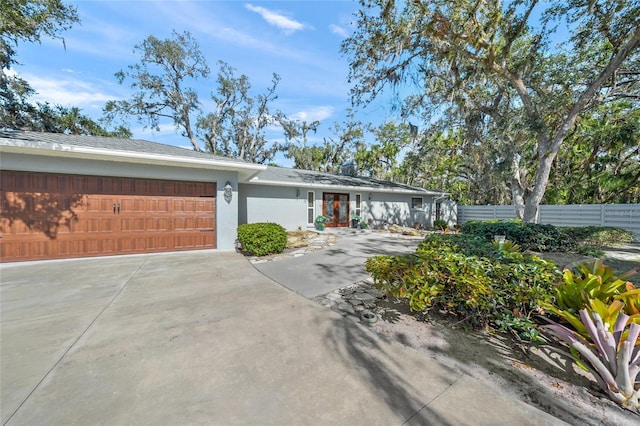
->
[[323, 193, 349, 227]]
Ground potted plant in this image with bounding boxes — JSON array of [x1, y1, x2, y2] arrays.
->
[[351, 214, 361, 229], [315, 215, 327, 231]]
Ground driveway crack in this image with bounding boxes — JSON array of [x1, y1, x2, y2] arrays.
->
[[400, 372, 464, 426], [3, 257, 149, 426]]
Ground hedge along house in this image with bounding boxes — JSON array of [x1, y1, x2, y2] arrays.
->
[[238, 166, 456, 231], [0, 130, 265, 262]]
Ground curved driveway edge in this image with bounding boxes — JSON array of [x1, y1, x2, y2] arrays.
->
[[253, 231, 423, 298], [1, 251, 564, 425]]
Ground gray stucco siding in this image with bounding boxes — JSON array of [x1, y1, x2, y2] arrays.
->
[[366, 192, 435, 228], [239, 184, 310, 230], [239, 183, 441, 230], [1, 152, 239, 250]]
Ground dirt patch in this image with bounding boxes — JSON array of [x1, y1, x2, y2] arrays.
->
[[372, 300, 639, 425], [535, 252, 595, 270], [286, 230, 322, 249]]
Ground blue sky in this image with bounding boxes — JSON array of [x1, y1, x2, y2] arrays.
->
[[13, 0, 401, 165]]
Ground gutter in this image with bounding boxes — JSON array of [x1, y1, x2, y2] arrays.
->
[[245, 177, 444, 196]]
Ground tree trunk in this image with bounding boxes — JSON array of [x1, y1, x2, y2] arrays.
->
[[510, 156, 526, 220], [520, 25, 640, 222], [182, 114, 201, 152]]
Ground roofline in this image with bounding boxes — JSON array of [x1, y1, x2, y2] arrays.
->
[[245, 177, 447, 196], [0, 141, 267, 178]]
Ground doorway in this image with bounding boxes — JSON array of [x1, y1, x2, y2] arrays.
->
[[323, 193, 350, 227]]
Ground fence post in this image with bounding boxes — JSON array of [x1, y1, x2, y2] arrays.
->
[[601, 205, 605, 226]]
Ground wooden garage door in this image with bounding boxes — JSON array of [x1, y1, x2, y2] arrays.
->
[[0, 171, 216, 262]]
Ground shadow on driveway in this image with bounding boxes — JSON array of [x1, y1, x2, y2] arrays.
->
[[253, 232, 423, 298]]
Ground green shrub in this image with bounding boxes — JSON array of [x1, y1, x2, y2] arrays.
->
[[433, 219, 448, 230], [237, 223, 287, 256], [366, 234, 559, 339], [461, 220, 577, 252], [417, 233, 497, 258], [564, 226, 634, 247]]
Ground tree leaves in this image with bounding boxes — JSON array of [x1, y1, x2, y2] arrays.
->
[[0, 0, 79, 69], [342, 0, 640, 218]]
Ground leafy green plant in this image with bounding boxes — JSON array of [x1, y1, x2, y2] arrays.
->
[[237, 222, 287, 256], [433, 219, 448, 230], [366, 234, 559, 338], [548, 260, 637, 314], [543, 309, 640, 411], [618, 286, 640, 316], [542, 259, 639, 342], [461, 220, 577, 252], [492, 239, 521, 254]]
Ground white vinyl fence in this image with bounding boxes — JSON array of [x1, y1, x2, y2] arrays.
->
[[457, 204, 640, 239]]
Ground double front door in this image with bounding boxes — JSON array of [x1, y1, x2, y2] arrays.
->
[[323, 193, 349, 227]]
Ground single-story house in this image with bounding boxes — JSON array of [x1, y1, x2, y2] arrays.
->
[[240, 167, 455, 231], [1, 130, 456, 262]]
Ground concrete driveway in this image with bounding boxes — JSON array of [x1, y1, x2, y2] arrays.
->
[[254, 231, 423, 298], [1, 251, 563, 425]]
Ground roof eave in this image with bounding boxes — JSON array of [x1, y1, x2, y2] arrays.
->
[[0, 142, 266, 180], [245, 177, 445, 196]]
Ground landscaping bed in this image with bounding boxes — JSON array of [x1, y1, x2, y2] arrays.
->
[[372, 297, 639, 426], [360, 222, 639, 423]]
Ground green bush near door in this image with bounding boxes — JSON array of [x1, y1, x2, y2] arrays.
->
[[237, 222, 287, 256]]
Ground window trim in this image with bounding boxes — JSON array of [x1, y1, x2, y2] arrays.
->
[[411, 196, 423, 210], [307, 191, 315, 225], [355, 193, 361, 217]]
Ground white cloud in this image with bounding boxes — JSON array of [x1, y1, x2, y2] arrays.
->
[[21, 73, 116, 108], [245, 4, 305, 35], [329, 24, 349, 38], [291, 106, 335, 122]]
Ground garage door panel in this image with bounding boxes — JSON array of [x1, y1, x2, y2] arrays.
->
[[1, 171, 217, 262], [174, 233, 214, 249]]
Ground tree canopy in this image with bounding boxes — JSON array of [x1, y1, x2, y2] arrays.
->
[[1, 0, 78, 69], [106, 31, 292, 163], [104, 31, 208, 151], [1, 0, 127, 136], [343, 0, 640, 220]]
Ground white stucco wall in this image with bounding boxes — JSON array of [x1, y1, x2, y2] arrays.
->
[[1, 152, 240, 250]]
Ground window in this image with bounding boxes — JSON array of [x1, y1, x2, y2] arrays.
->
[[307, 191, 315, 224], [411, 197, 423, 210], [355, 194, 361, 216], [435, 202, 442, 221]]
